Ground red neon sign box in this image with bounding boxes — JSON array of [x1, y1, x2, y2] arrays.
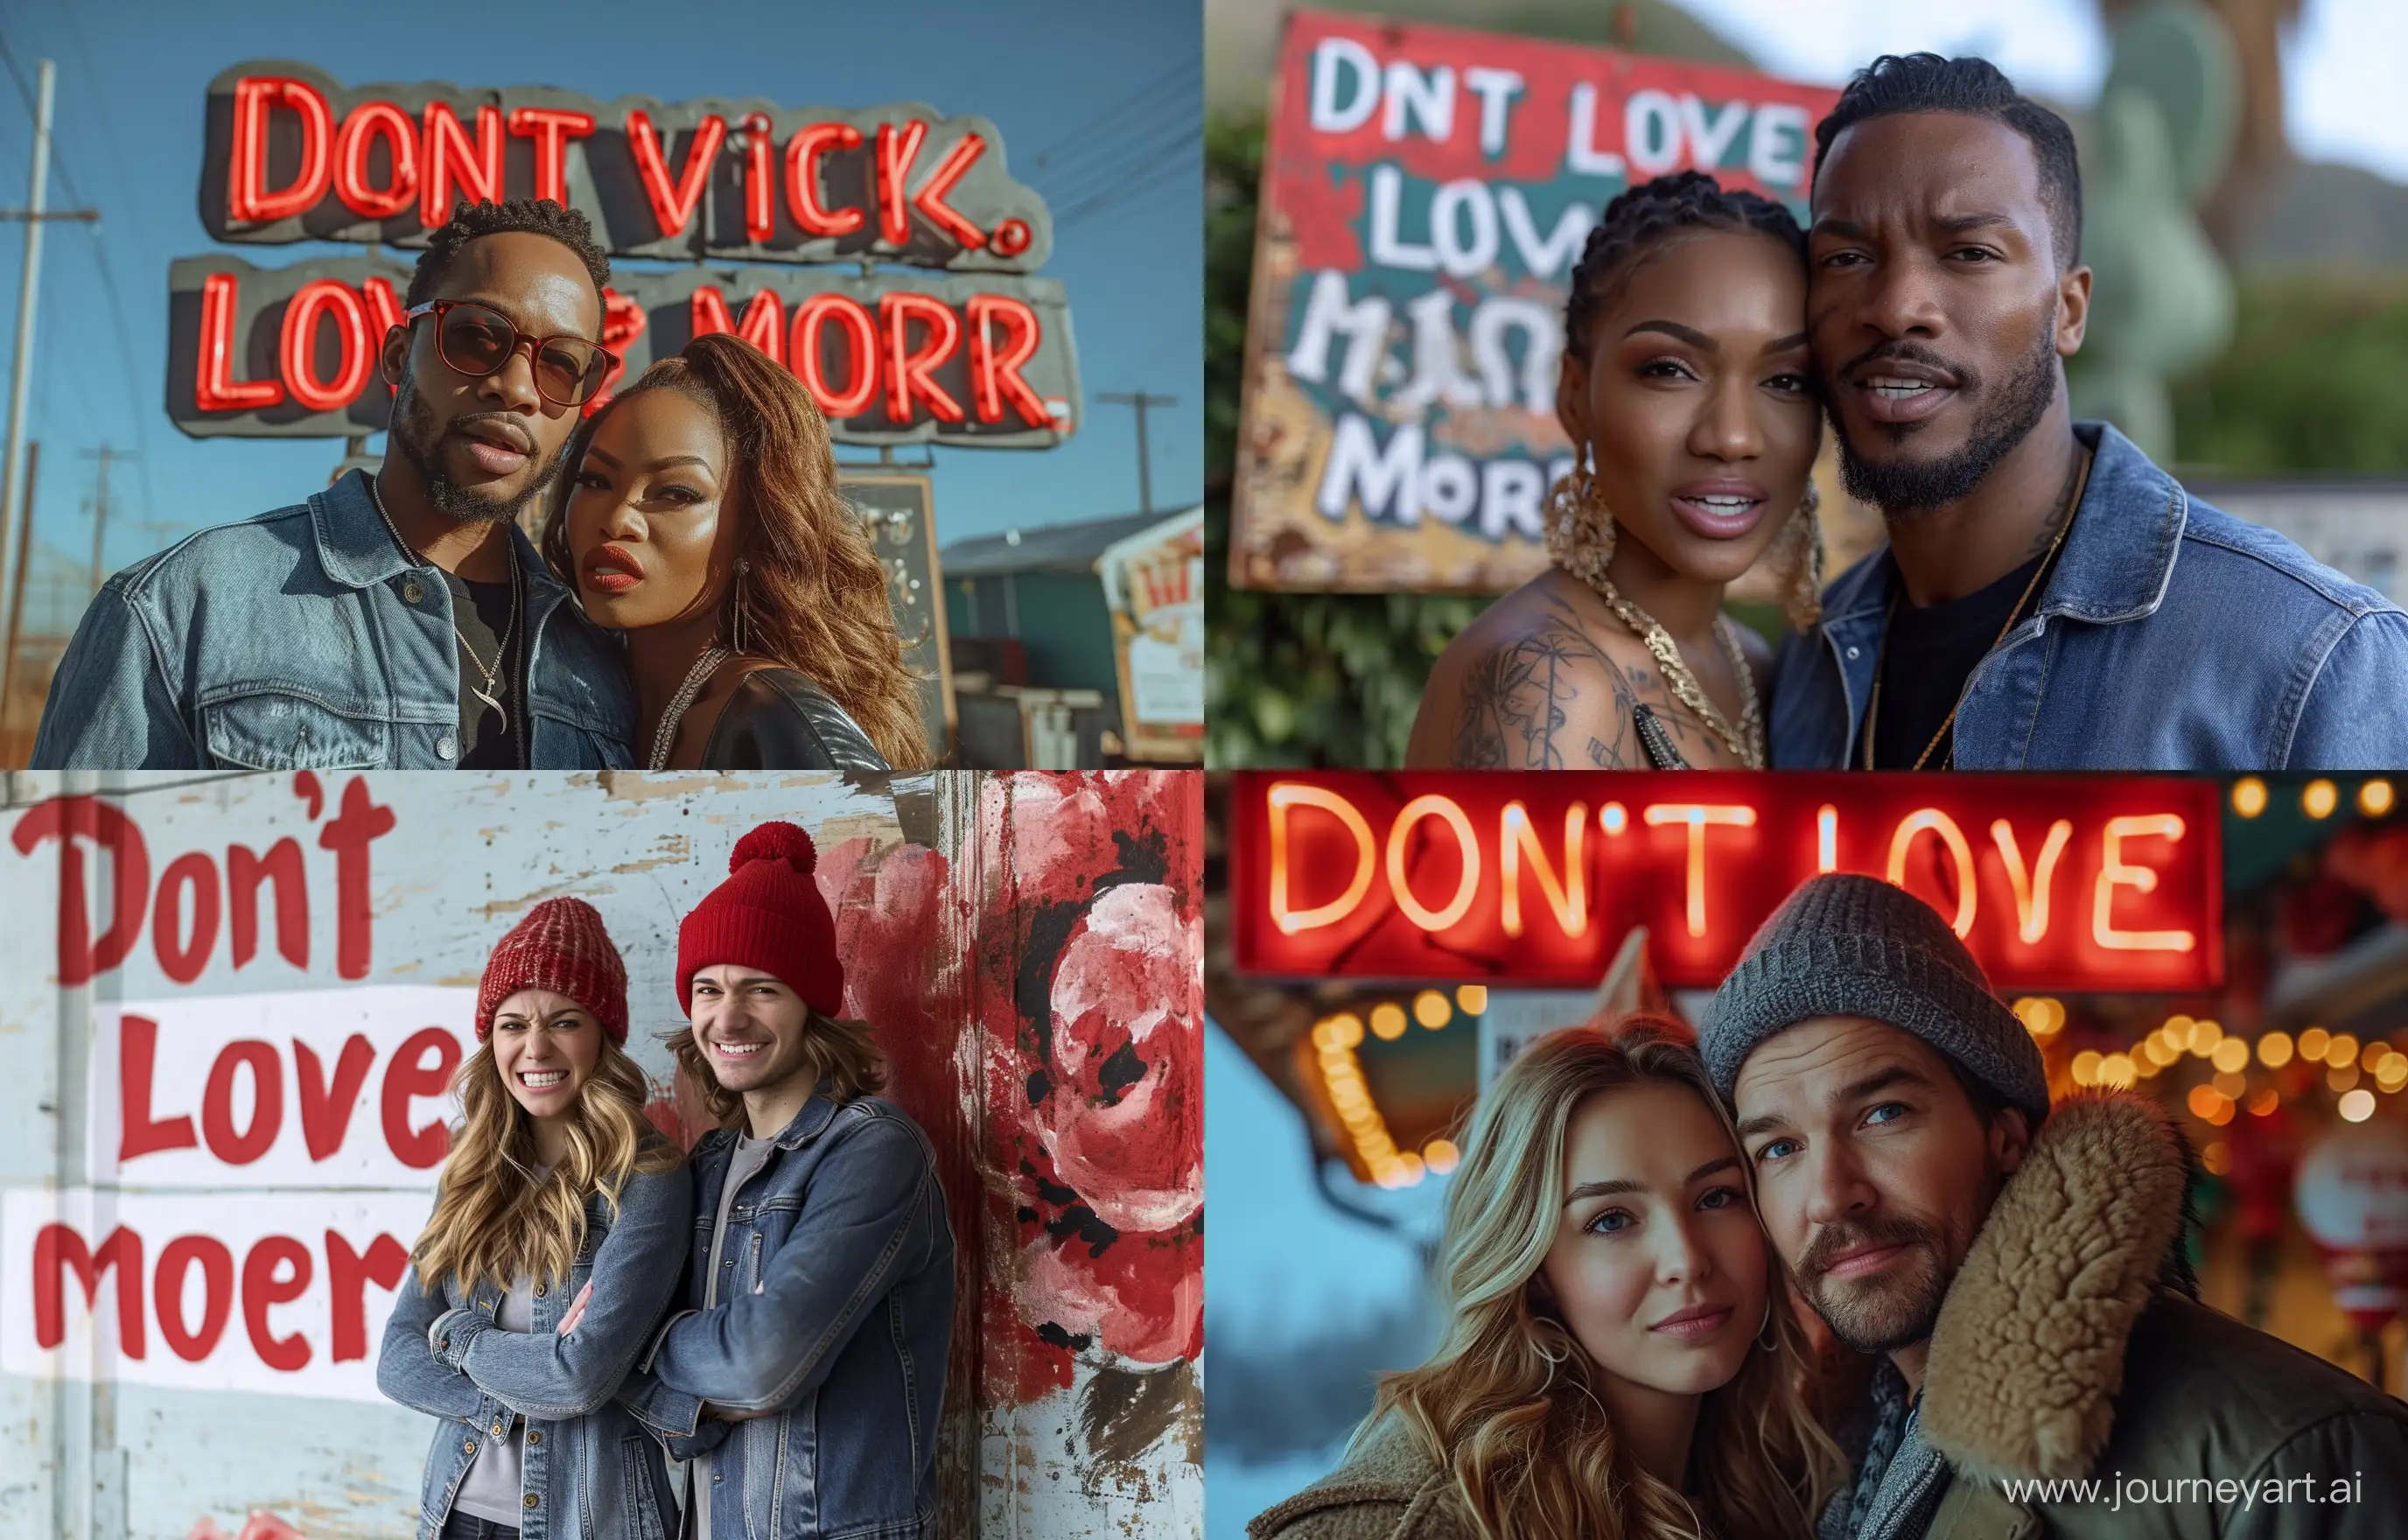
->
[[1231, 774, 2223, 994]]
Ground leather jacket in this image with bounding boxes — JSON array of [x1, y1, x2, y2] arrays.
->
[[700, 668, 891, 774]]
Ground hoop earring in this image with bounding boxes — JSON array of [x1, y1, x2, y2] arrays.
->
[[728, 556, 754, 655], [1782, 480, 1826, 633], [1758, 1298, 1780, 1354]]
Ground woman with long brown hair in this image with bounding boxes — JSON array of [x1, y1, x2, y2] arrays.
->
[[377, 898, 691, 1540], [1250, 1018, 1842, 1540], [543, 332, 929, 773]]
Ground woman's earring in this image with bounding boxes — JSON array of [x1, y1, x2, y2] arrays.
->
[[729, 556, 753, 654], [1758, 1298, 1780, 1354], [1782, 481, 1825, 633]]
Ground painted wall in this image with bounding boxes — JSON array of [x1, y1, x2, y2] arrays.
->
[[0, 769, 1201, 1540]]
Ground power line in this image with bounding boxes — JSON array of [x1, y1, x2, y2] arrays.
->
[[0, 24, 153, 531]]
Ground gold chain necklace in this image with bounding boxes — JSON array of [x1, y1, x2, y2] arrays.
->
[[1861, 448, 2092, 771], [1546, 472, 1765, 768]]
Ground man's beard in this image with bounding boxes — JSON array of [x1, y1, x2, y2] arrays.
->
[[388, 371, 567, 526], [1794, 1213, 1954, 1355], [1830, 318, 2060, 517]]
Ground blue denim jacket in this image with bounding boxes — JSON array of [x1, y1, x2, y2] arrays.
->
[[1770, 423, 2408, 769], [617, 1093, 956, 1540], [30, 469, 634, 768], [377, 1151, 694, 1540]]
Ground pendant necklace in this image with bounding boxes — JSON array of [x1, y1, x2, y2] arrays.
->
[[369, 473, 521, 741]]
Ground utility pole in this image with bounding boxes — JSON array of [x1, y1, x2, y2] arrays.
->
[[0, 60, 101, 668], [78, 446, 137, 596], [1, 439, 36, 728], [1098, 390, 1177, 516]]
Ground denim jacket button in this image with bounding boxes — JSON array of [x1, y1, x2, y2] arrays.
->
[[463, 1438, 476, 1455], [523, 1494, 540, 1509], [437, 733, 458, 762], [527, 1429, 542, 1447], [1846, 645, 1861, 660], [491, 1420, 504, 1437], [402, 577, 424, 604], [535, 1282, 547, 1297]]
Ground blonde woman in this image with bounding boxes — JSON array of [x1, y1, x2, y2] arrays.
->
[[377, 898, 692, 1540], [1250, 1018, 1841, 1540]]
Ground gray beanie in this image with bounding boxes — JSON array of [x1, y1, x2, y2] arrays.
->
[[1697, 872, 2049, 1121]]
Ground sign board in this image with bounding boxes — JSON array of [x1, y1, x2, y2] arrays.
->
[[1229, 10, 1838, 590], [170, 253, 1078, 446], [200, 63, 1050, 270], [840, 472, 956, 752], [1232, 772, 2225, 993], [1098, 508, 1204, 762], [172, 64, 1081, 447]]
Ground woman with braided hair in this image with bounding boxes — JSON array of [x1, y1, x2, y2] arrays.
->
[[1407, 171, 1827, 771]]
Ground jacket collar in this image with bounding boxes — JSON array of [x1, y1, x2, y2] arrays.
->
[[771, 1082, 843, 1150], [2034, 422, 2188, 626], [308, 467, 567, 604], [1918, 1093, 2191, 1482], [1818, 422, 2186, 632]]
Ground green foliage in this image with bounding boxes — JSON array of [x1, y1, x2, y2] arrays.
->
[[1204, 114, 1489, 767], [2172, 275, 2408, 474]]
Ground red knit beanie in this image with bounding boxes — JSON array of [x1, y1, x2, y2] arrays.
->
[[677, 822, 844, 1017], [476, 897, 629, 1045]]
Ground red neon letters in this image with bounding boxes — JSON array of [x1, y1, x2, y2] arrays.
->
[[791, 293, 880, 418], [1237, 774, 2222, 993], [626, 108, 727, 239], [785, 122, 865, 236], [228, 77, 332, 225]]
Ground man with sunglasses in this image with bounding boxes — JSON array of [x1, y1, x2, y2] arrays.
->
[[32, 198, 635, 768]]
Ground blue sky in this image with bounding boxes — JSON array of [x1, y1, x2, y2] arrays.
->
[[0, 0, 1200, 600]]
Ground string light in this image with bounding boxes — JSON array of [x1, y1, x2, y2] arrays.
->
[[2327, 1032, 2361, 1068], [2340, 1089, 2376, 1123], [1369, 1004, 1407, 1041], [2300, 1027, 2331, 1063], [2329, 1064, 2361, 1094], [2258, 1032, 2294, 1068], [2188, 1018, 2224, 1056], [1455, 985, 1488, 1015], [2231, 778, 2268, 817], [2073, 1050, 2104, 1086], [2202, 1141, 2230, 1175], [1424, 1139, 1460, 1174], [2210, 1038, 2250, 1074], [1414, 990, 1453, 1029], [2248, 1087, 2281, 1116], [2378, 1057, 2408, 1093], [2012, 997, 2065, 1038], [2362, 780, 2396, 817], [2213, 1070, 2247, 1098], [2099, 1054, 2137, 1090], [2303, 780, 2339, 819]]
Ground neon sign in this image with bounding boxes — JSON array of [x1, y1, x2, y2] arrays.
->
[[201, 64, 1048, 270], [1235, 774, 2223, 993], [168, 255, 1075, 446], [171, 64, 1080, 446]]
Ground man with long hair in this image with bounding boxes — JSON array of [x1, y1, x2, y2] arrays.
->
[[1702, 875, 2408, 1538], [606, 820, 954, 1539], [1772, 53, 2408, 770], [32, 198, 634, 768]]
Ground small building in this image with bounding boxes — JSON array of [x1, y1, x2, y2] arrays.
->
[[942, 508, 1202, 768]]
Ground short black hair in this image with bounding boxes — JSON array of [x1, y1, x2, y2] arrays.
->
[[1812, 52, 2082, 269], [404, 197, 612, 315], [1564, 170, 1805, 357]]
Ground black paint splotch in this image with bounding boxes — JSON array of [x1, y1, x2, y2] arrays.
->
[[1079, 1360, 1198, 1469]]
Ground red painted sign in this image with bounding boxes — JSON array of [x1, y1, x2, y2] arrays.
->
[[1230, 10, 1839, 590], [1233, 774, 2224, 993]]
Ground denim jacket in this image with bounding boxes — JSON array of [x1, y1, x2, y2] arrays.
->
[[616, 1093, 956, 1540], [377, 1149, 694, 1540], [1770, 423, 2408, 769], [30, 469, 634, 769]]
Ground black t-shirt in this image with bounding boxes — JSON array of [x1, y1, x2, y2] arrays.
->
[[1868, 551, 2048, 771], [444, 565, 525, 769]]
